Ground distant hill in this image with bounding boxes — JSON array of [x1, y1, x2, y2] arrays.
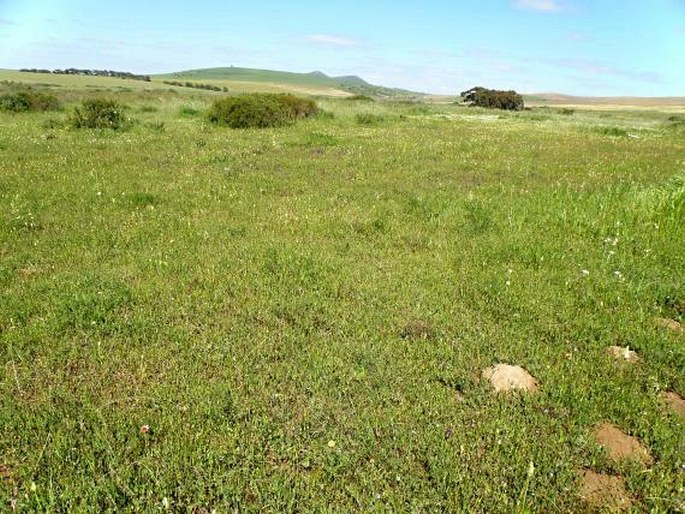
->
[[525, 93, 685, 108], [155, 67, 422, 99]]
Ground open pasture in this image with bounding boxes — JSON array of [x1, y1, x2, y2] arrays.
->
[[1, 75, 684, 511]]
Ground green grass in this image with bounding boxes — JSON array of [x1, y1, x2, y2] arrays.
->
[[1, 79, 684, 512]]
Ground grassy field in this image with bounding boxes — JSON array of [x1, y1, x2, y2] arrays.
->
[[0, 69, 353, 98], [1, 75, 684, 512]]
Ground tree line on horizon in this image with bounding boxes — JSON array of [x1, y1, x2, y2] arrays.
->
[[19, 68, 151, 82]]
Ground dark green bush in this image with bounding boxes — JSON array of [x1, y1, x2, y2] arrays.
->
[[0, 91, 61, 112], [207, 93, 319, 128], [69, 98, 128, 129], [460, 86, 524, 111], [346, 94, 374, 102]]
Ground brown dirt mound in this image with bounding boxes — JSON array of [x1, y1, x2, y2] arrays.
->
[[593, 423, 653, 466], [655, 317, 683, 332], [580, 470, 633, 511], [482, 364, 538, 393], [607, 346, 639, 363], [663, 391, 685, 418]]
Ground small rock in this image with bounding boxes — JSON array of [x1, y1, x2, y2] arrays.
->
[[655, 317, 683, 332], [662, 391, 685, 418], [580, 469, 633, 511], [482, 364, 538, 393], [608, 346, 639, 363], [593, 423, 653, 466]]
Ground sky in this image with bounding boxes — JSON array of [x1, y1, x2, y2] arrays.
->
[[0, 0, 683, 96]]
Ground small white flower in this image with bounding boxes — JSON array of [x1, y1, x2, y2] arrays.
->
[[505, 280, 511, 286], [581, 269, 590, 276]]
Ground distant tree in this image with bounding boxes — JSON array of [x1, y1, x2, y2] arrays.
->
[[460, 87, 524, 111]]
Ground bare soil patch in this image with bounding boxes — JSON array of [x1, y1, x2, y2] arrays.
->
[[607, 346, 639, 364], [662, 391, 685, 418], [593, 423, 653, 466], [580, 469, 633, 511], [482, 364, 537, 393]]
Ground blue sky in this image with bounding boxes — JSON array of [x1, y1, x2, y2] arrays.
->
[[0, 0, 683, 95]]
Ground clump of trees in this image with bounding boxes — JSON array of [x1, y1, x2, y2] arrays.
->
[[0, 90, 61, 112], [20, 68, 151, 82], [460, 87, 524, 111], [69, 98, 129, 129], [163, 80, 228, 92], [207, 93, 319, 129]]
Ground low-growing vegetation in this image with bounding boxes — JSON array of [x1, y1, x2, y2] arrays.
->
[[207, 93, 318, 128], [0, 75, 683, 512], [0, 90, 61, 112], [69, 98, 129, 129]]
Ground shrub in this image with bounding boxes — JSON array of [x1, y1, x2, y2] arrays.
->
[[460, 86, 524, 111], [346, 94, 374, 102], [207, 93, 319, 129], [69, 98, 128, 129], [0, 91, 61, 112], [276, 94, 319, 119], [356, 113, 384, 125]]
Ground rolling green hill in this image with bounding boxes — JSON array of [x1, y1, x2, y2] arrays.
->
[[156, 67, 422, 98]]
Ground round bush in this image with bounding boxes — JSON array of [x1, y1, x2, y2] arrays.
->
[[207, 93, 319, 129], [70, 98, 127, 129]]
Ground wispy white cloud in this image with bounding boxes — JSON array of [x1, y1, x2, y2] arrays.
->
[[305, 34, 362, 48], [512, 0, 562, 12]]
